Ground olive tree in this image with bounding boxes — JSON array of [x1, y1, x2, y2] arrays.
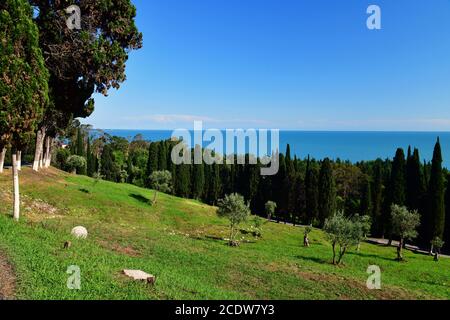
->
[[324, 212, 361, 265], [217, 193, 251, 246], [265, 201, 277, 220], [1, 0, 49, 220], [431, 237, 445, 261], [391, 204, 420, 261], [303, 225, 313, 247], [353, 214, 372, 252], [149, 170, 172, 204]]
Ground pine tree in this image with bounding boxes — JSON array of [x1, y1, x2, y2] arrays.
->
[[428, 138, 445, 240], [318, 158, 336, 226]]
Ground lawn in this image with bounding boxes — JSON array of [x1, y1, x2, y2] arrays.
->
[[0, 168, 448, 300]]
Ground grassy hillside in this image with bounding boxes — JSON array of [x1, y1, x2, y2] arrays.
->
[[0, 168, 448, 300]]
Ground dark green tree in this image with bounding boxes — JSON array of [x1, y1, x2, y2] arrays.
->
[[305, 157, 319, 225], [406, 147, 423, 211], [146, 142, 159, 185], [428, 138, 445, 241], [318, 158, 336, 226], [0, 0, 49, 220], [360, 176, 372, 217]]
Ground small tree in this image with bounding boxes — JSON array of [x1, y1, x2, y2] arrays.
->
[[66, 155, 87, 175], [391, 204, 420, 261], [431, 237, 445, 261], [251, 216, 264, 238], [304, 225, 313, 247], [217, 193, 251, 246], [324, 212, 360, 265], [149, 170, 172, 204], [265, 201, 277, 220], [353, 214, 372, 252]]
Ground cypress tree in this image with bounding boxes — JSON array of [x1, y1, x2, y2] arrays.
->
[[318, 158, 336, 226], [360, 176, 372, 217], [390, 148, 407, 206], [444, 174, 450, 253], [146, 142, 159, 185], [158, 141, 167, 171], [101, 145, 118, 182], [305, 157, 319, 225], [371, 160, 384, 236], [86, 138, 96, 177], [406, 148, 423, 211], [428, 138, 445, 240], [175, 164, 191, 198], [192, 146, 205, 200]]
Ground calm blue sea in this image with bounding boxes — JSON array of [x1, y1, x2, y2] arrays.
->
[[102, 130, 450, 168]]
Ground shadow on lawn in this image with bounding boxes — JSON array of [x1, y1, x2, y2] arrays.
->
[[129, 193, 152, 205]]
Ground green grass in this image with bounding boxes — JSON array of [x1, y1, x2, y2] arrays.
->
[[0, 168, 449, 300]]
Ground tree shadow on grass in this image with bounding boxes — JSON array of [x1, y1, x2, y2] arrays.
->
[[346, 251, 397, 262], [79, 188, 90, 194], [129, 193, 152, 205], [295, 255, 331, 265]]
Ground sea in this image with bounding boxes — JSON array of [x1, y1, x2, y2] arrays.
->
[[101, 130, 450, 168]]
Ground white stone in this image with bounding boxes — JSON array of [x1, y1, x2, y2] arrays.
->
[[71, 226, 88, 239], [123, 269, 155, 284]]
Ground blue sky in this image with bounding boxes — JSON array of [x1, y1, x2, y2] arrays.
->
[[84, 0, 450, 131]]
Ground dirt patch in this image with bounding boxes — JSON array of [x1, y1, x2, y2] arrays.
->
[[97, 240, 141, 257], [0, 251, 16, 300], [263, 261, 421, 300]]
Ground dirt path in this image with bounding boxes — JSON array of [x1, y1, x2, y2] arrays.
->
[[0, 251, 16, 300]]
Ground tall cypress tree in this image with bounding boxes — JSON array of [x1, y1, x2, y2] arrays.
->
[[86, 138, 96, 177], [318, 158, 336, 226], [360, 176, 372, 217], [371, 160, 384, 236], [428, 138, 445, 240], [192, 145, 205, 200], [305, 157, 319, 225], [444, 174, 450, 253], [406, 147, 423, 211], [390, 148, 407, 206], [158, 141, 167, 171], [146, 142, 159, 185]]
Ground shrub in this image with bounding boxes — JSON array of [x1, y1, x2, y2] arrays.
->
[[66, 155, 87, 174], [217, 193, 251, 246], [265, 201, 277, 220], [149, 170, 172, 204]]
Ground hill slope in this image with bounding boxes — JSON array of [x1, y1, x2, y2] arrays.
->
[[0, 168, 448, 300]]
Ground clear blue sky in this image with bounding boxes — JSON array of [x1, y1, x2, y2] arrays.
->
[[84, 0, 450, 131]]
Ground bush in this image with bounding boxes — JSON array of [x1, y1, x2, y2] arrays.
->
[[265, 201, 277, 220], [66, 155, 87, 174], [56, 148, 70, 170]]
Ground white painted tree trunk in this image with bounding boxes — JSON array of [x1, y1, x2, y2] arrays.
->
[[17, 151, 22, 171], [12, 153, 20, 221], [44, 136, 52, 168], [0, 147, 6, 174], [33, 128, 45, 171]]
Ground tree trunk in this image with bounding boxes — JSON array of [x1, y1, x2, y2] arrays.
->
[[33, 128, 45, 171], [332, 242, 337, 265], [153, 190, 157, 204], [0, 147, 6, 174], [44, 137, 53, 168], [17, 151, 21, 171], [397, 238, 403, 261], [12, 153, 20, 221], [304, 235, 310, 247], [337, 247, 347, 265]]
